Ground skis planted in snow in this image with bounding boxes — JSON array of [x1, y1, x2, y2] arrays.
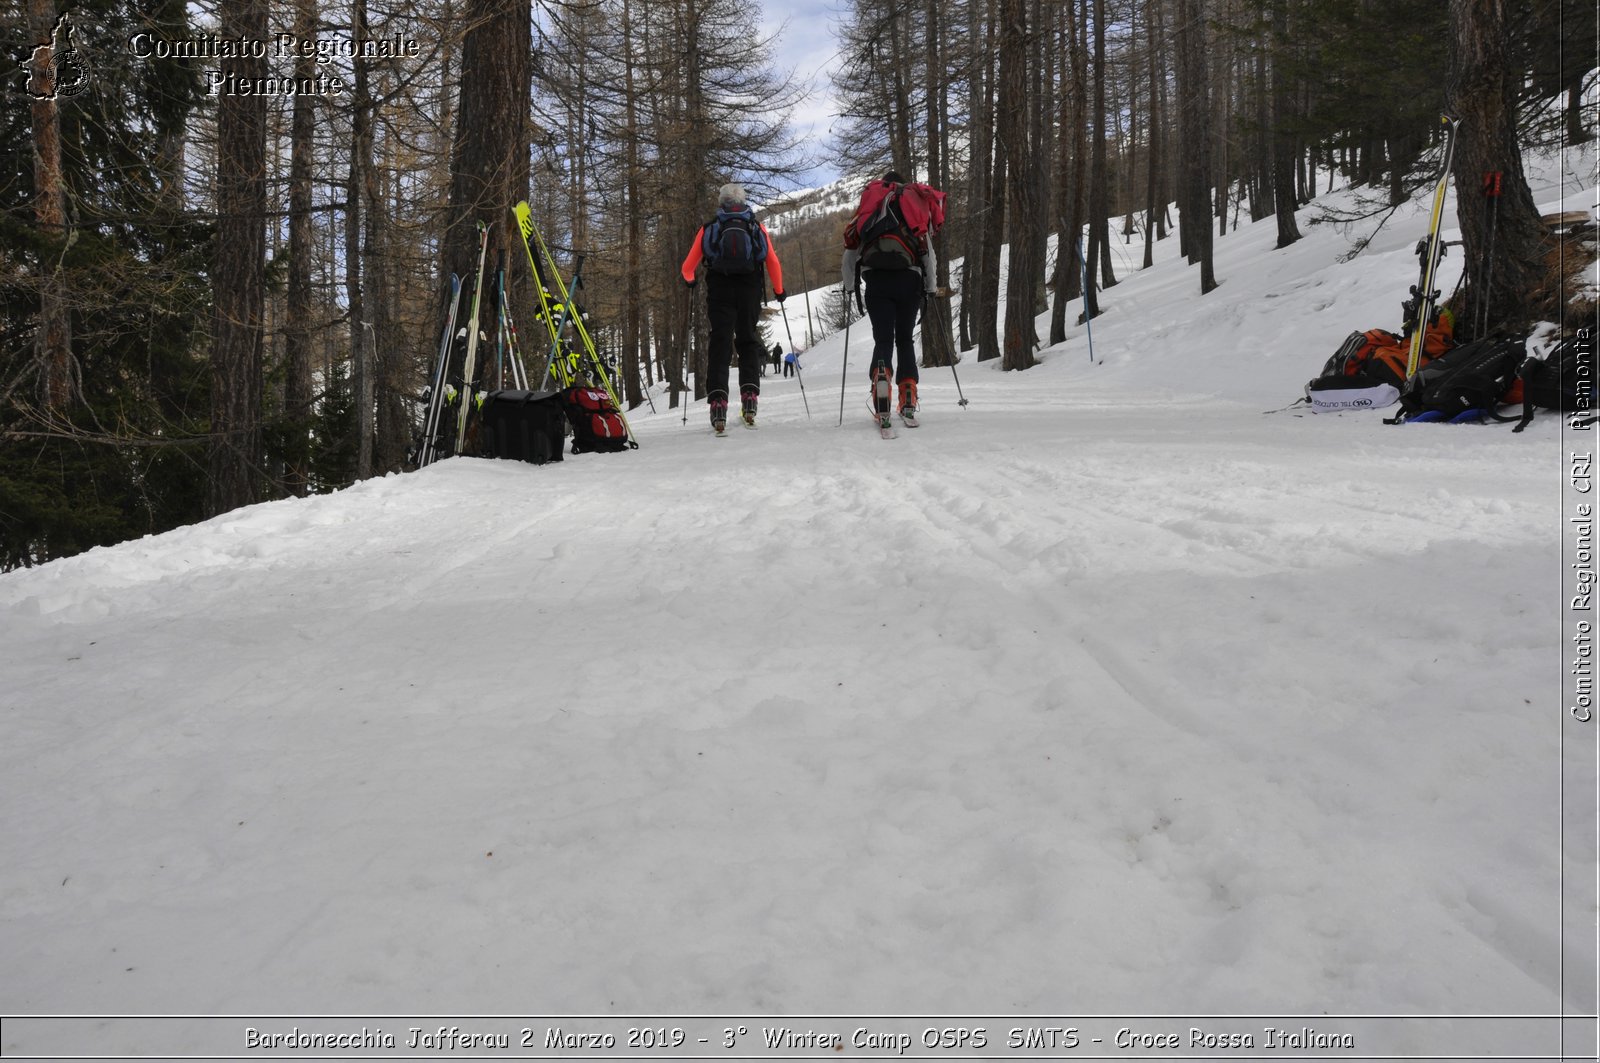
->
[[453, 223, 491, 454], [1403, 114, 1460, 379], [417, 273, 462, 468]]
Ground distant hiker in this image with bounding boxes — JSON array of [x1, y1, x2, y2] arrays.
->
[[842, 170, 945, 428], [680, 183, 786, 433], [784, 349, 799, 378], [770, 342, 783, 376]]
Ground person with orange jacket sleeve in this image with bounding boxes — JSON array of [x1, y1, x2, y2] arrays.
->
[[681, 183, 785, 432]]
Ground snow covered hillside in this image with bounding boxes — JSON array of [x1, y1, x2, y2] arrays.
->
[[760, 172, 867, 233], [1, 147, 1594, 1059]]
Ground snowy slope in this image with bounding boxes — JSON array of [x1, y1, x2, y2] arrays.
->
[[1, 147, 1594, 1056], [759, 172, 867, 234]]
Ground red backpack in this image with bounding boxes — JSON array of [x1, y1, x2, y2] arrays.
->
[[844, 179, 947, 270]]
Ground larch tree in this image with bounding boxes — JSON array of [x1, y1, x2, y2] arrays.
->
[[998, 0, 1039, 370], [26, 0, 73, 413], [209, 0, 270, 515], [1174, 0, 1219, 293], [1445, 0, 1551, 336]]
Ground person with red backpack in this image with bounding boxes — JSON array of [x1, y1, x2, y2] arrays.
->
[[841, 170, 944, 428], [680, 183, 786, 433]]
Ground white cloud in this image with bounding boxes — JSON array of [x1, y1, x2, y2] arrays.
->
[[757, 0, 846, 187]]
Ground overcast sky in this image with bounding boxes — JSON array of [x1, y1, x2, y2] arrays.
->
[[756, 0, 846, 190]]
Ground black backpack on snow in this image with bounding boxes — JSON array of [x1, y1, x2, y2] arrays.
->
[[1391, 337, 1525, 423], [559, 385, 634, 453], [478, 390, 566, 466], [1513, 338, 1597, 432], [701, 207, 768, 276]]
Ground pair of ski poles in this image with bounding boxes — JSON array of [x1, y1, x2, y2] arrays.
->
[[835, 290, 968, 426], [679, 294, 813, 422]]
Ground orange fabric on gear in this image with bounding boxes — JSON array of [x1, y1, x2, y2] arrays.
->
[[679, 221, 785, 297]]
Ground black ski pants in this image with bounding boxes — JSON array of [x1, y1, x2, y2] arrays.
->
[[864, 268, 923, 384], [704, 274, 765, 401]]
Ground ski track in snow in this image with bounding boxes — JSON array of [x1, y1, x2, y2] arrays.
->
[[0, 149, 1589, 1029]]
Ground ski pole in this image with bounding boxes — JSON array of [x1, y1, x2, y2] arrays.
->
[[638, 361, 658, 414], [937, 297, 969, 407], [794, 363, 811, 417], [538, 254, 585, 392], [837, 302, 852, 426], [683, 286, 697, 425], [780, 311, 810, 418], [1078, 234, 1099, 366]]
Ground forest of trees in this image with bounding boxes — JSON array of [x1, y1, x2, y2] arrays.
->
[[2, 0, 1595, 567]]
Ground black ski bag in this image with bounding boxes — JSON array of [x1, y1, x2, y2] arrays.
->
[[478, 390, 567, 465]]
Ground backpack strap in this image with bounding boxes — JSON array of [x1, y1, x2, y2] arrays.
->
[[1262, 396, 1311, 415]]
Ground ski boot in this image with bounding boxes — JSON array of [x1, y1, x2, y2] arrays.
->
[[873, 368, 893, 421], [898, 378, 919, 427], [709, 395, 728, 435], [740, 387, 759, 429]]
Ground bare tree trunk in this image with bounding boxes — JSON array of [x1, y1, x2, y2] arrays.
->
[[1270, 0, 1302, 248], [1446, 0, 1551, 334], [682, 0, 710, 398], [346, 0, 372, 478], [1069, 0, 1094, 317], [368, 146, 408, 472], [1212, 5, 1232, 238], [1154, 0, 1172, 243], [1029, 0, 1052, 313], [1048, 0, 1080, 343], [972, 0, 1005, 363], [28, 0, 74, 412], [1088, 0, 1116, 291], [959, 0, 991, 352], [999, 0, 1038, 370], [209, 0, 269, 515], [620, 0, 645, 406], [1175, 0, 1218, 292], [444, 0, 532, 303], [1143, 0, 1163, 269], [283, 0, 317, 495], [887, 1, 915, 176], [921, 0, 954, 367]]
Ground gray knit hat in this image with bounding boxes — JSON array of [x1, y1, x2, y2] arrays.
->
[[719, 182, 747, 208]]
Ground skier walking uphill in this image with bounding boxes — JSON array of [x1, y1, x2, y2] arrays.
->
[[680, 183, 787, 433], [842, 170, 941, 428]]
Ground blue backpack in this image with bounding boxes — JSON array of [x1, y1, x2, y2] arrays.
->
[[702, 208, 767, 275]]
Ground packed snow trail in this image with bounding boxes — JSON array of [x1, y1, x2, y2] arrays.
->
[[1, 149, 1589, 1032], [0, 382, 1563, 1019]]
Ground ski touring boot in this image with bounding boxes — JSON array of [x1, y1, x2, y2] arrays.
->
[[898, 378, 920, 428], [872, 368, 895, 438], [709, 395, 729, 436], [740, 387, 759, 429]]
